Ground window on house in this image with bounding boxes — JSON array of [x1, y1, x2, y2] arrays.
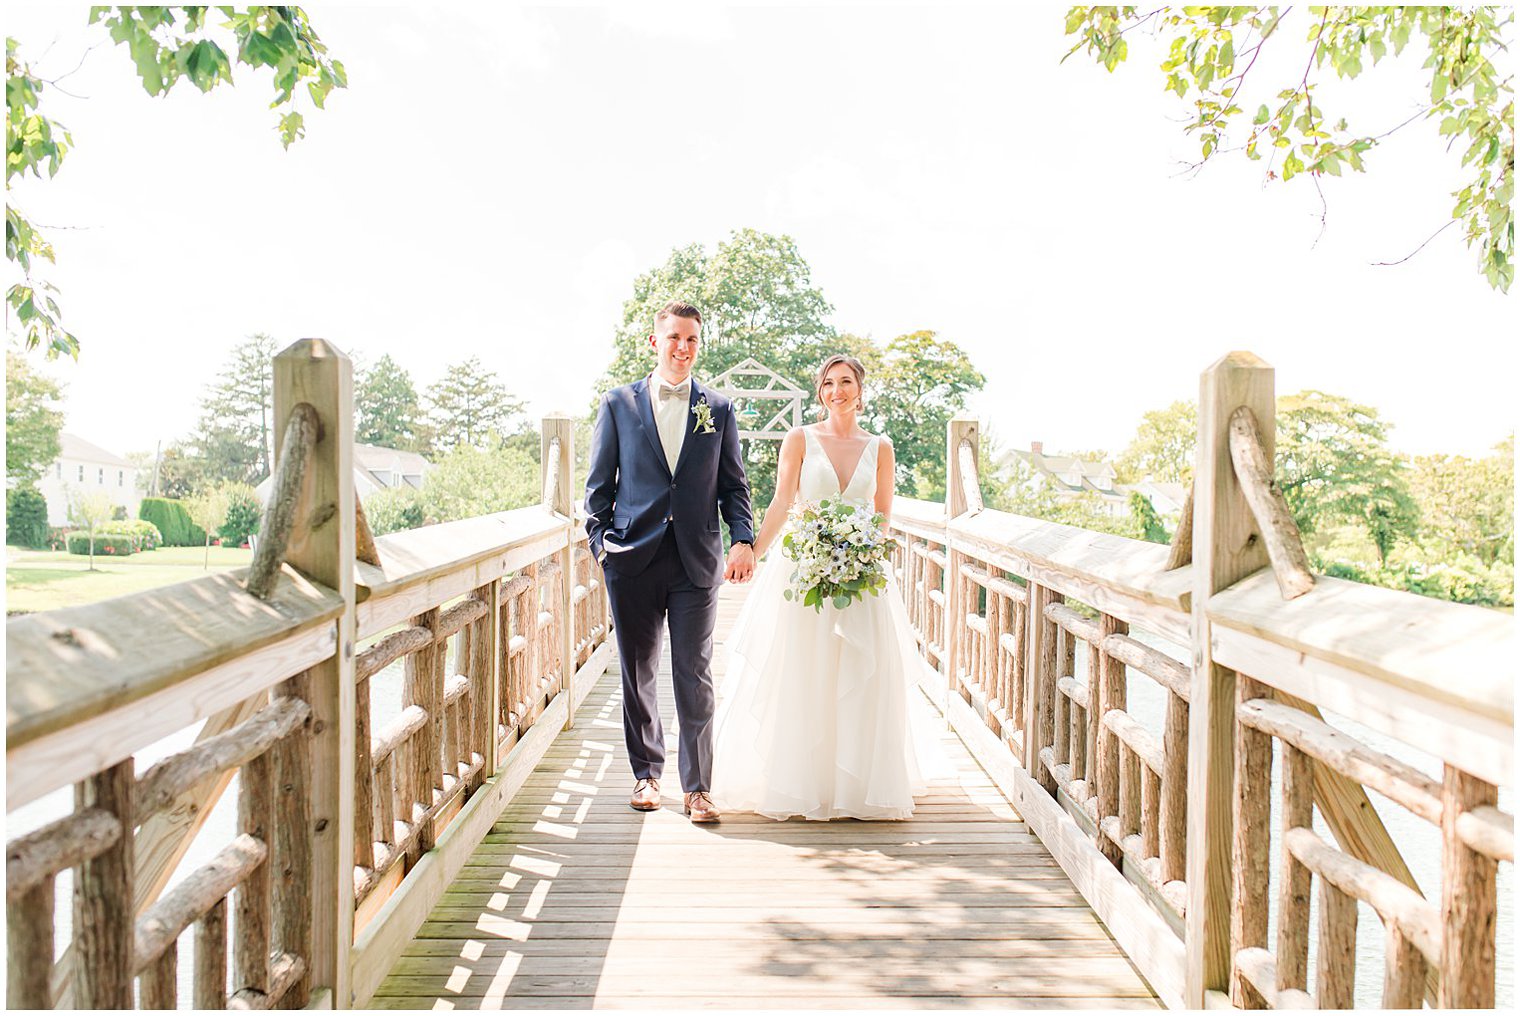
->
[[119, 470, 125, 487], [78, 465, 84, 482], [56, 462, 62, 479], [98, 468, 104, 484]]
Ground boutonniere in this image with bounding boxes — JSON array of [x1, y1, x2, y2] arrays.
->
[[691, 397, 716, 435]]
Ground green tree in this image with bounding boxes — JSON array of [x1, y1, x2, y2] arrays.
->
[[1065, 6, 1514, 291], [365, 486, 426, 535], [603, 229, 838, 389], [1129, 490, 1170, 544], [420, 444, 539, 523], [148, 443, 213, 499], [188, 333, 278, 485], [183, 486, 231, 568], [1116, 400, 1197, 485], [425, 358, 523, 453], [6, 9, 346, 359], [218, 482, 261, 547], [1277, 390, 1419, 560], [1408, 435, 1514, 565], [865, 331, 986, 499], [357, 354, 423, 449], [66, 489, 115, 571], [5, 348, 64, 482], [602, 229, 843, 514], [6, 485, 49, 547]]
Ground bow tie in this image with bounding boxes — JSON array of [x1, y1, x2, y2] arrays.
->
[[658, 382, 690, 403]]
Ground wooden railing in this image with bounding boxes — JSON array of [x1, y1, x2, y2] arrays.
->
[[886, 351, 1513, 1009], [5, 340, 614, 1009]]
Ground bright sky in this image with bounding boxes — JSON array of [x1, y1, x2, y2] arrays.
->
[[8, 2, 1514, 463]]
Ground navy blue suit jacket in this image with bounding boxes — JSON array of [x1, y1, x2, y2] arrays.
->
[[584, 376, 755, 586]]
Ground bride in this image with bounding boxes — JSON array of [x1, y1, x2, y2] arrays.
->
[[711, 353, 944, 821]]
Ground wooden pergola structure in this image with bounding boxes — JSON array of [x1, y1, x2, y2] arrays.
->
[[708, 357, 807, 440]]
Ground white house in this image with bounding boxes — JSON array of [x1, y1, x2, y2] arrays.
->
[[36, 433, 141, 525], [1006, 441, 1130, 518], [1003, 442, 1187, 523], [255, 442, 432, 505], [353, 443, 430, 497]]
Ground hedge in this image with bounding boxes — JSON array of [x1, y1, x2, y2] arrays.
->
[[139, 497, 207, 547], [67, 532, 139, 556]]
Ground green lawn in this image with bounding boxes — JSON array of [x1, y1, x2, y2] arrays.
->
[[5, 545, 255, 615]]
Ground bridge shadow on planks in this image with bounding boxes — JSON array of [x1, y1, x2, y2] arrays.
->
[[370, 587, 1161, 1010]]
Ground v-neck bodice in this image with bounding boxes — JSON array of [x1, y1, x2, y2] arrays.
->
[[800, 426, 878, 505]]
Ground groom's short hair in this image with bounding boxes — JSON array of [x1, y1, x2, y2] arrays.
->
[[654, 301, 703, 330]]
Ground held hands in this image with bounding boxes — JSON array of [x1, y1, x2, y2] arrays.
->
[[724, 542, 756, 583]]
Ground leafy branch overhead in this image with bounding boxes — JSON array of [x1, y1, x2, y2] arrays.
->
[[1063, 6, 1514, 292], [6, 7, 346, 359]]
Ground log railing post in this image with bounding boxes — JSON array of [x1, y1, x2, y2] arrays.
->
[[1022, 583, 1058, 793], [272, 338, 356, 1008], [946, 415, 979, 520], [542, 414, 576, 730], [943, 416, 980, 716], [1095, 612, 1127, 865], [73, 761, 134, 1008], [472, 581, 500, 783], [1184, 351, 1274, 1007], [1439, 764, 1499, 1007]]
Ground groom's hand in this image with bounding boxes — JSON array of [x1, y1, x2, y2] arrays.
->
[[724, 542, 756, 583]]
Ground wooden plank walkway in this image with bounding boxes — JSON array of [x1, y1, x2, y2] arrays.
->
[[372, 584, 1160, 1009]]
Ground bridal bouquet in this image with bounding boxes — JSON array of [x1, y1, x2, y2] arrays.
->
[[780, 498, 892, 611]]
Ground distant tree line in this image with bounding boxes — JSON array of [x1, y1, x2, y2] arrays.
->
[[983, 395, 1513, 607]]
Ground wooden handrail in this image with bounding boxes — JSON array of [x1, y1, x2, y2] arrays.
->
[[9, 346, 1511, 1011], [881, 348, 1512, 1011]]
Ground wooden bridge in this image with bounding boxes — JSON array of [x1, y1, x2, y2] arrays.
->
[[5, 342, 1513, 1010]]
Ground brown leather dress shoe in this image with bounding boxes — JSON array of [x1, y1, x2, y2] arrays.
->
[[629, 777, 661, 811], [684, 791, 720, 823]]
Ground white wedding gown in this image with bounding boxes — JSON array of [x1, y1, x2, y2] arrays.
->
[[712, 427, 946, 820]]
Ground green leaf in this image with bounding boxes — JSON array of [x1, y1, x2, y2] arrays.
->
[[278, 111, 304, 149], [1253, 104, 1270, 125], [832, 594, 851, 610], [1431, 72, 1449, 104]]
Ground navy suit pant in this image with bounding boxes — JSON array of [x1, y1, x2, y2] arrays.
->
[[602, 528, 719, 792]]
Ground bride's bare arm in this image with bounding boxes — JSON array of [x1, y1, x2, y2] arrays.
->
[[874, 435, 896, 528], [753, 428, 806, 559]]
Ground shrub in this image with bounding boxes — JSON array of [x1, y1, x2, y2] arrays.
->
[[6, 486, 50, 548], [1312, 552, 1514, 608], [420, 445, 538, 523], [111, 504, 128, 521], [365, 486, 427, 535], [140, 497, 206, 547], [66, 532, 138, 556], [99, 519, 163, 551], [219, 483, 262, 547]]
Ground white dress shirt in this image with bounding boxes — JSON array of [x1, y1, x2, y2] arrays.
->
[[650, 369, 690, 474]]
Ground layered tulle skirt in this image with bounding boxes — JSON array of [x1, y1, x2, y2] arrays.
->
[[711, 552, 946, 821]]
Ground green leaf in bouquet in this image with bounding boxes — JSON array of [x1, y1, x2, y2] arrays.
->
[[783, 588, 793, 601], [832, 594, 851, 609]]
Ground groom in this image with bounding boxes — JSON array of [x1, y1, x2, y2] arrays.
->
[[584, 301, 755, 823]]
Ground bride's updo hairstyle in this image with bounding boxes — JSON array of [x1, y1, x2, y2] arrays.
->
[[814, 354, 867, 415]]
